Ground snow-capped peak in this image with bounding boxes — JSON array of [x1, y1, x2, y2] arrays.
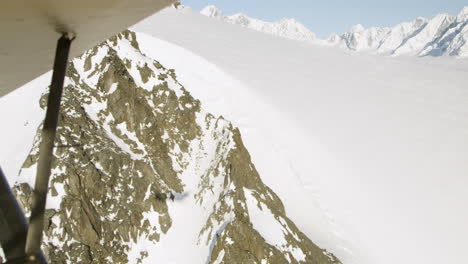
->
[[459, 6, 468, 16], [350, 24, 365, 33], [200, 5, 224, 18], [457, 6, 468, 21]]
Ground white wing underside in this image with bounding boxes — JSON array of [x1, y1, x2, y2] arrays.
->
[[0, 0, 175, 97]]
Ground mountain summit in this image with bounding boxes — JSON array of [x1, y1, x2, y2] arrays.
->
[[200, 5, 225, 19]]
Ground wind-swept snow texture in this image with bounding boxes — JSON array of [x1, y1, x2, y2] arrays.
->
[[133, 7, 468, 264], [201, 5, 468, 58]]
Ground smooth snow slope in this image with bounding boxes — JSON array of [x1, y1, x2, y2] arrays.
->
[[133, 7, 468, 264]]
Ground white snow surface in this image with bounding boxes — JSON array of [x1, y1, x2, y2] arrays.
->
[[133, 7, 468, 264], [244, 188, 287, 246], [244, 188, 306, 263]]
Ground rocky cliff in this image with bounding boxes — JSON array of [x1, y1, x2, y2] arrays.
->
[[12, 30, 340, 264]]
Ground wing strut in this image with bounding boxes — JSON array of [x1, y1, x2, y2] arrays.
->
[[23, 33, 74, 263]]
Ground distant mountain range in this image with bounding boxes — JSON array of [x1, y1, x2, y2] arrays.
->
[[200, 5, 316, 42], [201, 5, 468, 57]]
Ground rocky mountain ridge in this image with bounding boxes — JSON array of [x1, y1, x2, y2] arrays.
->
[[8, 30, 340, 264]]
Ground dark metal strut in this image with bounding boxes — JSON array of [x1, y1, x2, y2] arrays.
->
[[22, 33, 74, 263]]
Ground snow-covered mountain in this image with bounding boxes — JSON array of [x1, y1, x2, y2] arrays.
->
[[0, 30, 339, 264], [331, 7, 468, 57], [201, 5, 468, 57], [200, 5, 316, 42]]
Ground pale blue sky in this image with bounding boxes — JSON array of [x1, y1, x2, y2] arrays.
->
[[181, 0, 468, 38]]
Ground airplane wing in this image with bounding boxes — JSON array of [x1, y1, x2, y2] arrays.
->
[[0, 0, 175, 97]]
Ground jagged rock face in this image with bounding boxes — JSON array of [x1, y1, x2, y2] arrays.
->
[[13, 30, 340, 264]]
